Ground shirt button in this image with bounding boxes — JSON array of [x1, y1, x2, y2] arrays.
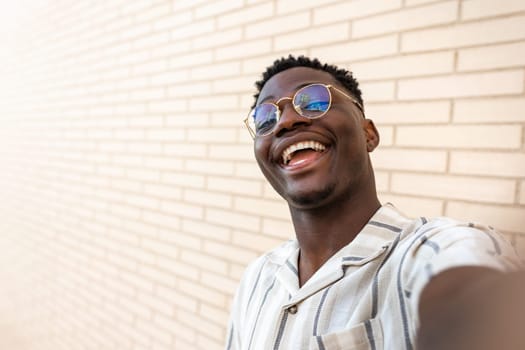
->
[[288, 305, 298, 314]]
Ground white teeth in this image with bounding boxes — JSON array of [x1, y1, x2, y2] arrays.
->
[[281, 140, 326, 165]]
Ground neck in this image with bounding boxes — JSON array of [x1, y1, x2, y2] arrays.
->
[[289, 190, 381, 287]]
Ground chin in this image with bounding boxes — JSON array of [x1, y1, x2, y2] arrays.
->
[[286, 184, 336, 209]]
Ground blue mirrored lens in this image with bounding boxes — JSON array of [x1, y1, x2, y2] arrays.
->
[[253, 103, 278, 135], [294, 84, 330, 117]]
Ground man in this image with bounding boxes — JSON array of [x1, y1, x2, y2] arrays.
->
[[226, 55, 523, 350]]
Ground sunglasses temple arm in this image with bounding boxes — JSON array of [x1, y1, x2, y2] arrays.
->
[[331, 86, 365, 115]]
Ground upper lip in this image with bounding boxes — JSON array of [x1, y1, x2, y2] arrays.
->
[[272, 133, 331, 165]]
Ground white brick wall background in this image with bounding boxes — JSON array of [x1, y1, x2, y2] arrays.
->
[[0, 1, 524, 349]]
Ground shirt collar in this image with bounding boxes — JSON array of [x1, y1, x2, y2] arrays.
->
[[267, 203, 411, 268]]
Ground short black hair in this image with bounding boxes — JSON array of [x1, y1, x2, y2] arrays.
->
[[251, 55, 363, 109]]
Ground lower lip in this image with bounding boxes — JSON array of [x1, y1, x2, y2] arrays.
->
[[281, 149, 329, 172]]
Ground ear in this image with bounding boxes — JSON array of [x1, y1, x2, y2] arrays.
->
[[363, 119, 380, 152]]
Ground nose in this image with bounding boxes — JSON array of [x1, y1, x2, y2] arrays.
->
[[273, 99, 312, 137]]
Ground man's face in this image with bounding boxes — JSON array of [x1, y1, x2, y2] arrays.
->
[[253, 67, 379, 209]]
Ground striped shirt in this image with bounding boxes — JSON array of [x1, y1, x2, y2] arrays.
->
[[226, 204, 519, 350]]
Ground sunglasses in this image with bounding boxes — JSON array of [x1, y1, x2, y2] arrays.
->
[[244, 83, 364, 139]]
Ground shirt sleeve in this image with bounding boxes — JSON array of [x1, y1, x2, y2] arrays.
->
[[402, 219, 522, 330]]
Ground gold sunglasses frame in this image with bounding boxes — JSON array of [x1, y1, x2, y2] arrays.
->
[[243, 83, 364, 139]]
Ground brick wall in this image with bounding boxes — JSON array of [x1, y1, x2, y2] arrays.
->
[[0, 1, 524, 349]]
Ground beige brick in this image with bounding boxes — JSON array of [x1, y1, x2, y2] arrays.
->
[[261, 217, 295, 240], [156, 284, 198, 313], [379, 194, 444, 218], [141, 238, 178, 259], [191, 61, 241, 80], [233, 196, 290, 220], [187, 127, 237, 143], [398, 70, 524, 100], [212, 76, 258, 94], [371, 149, 447, 172], [454, 97, 525, 123], [165, 113, 209, 127], [194, 0, 243, 19], [208, 144, 254, 161], [156, 255, 200, 281], [520, 181, 525, 204], [458, 42, 525, 71], [128, 116, 164, 128], [313, 0, 402, 24], [125, 166, 160, 181], [180, 249, 229, 274], [133, 32, 171, 51], [245, 12, 310, 39], [185, 159, 234, 176], [277, 0, 351, 15], [217, 39, 273, 61], [402, 15, 525, 52], [120, 271, 154, 294], [154, 314, 196, 342], [462, 0, 525, 20], [169, 50, 213, 69], [450, 151, 525, 177], [196, 336, 224, 350], [232, 230, 283, 253], [207, 176, 262, 196], [177, 310, 224, 341], [123, 193, 159, 210], [217, 2, 273, 29], [144, 156, 183, 171], [138, 264, 177, 287], [446, 202, 525, 233], [396, 125, 521, 149], [275, 23, 350, 51], [241, 50, 308, 74], [377, 126, 394, 146], [158, 229, 201, 250], [391, 173, 516, 204], [203, 241, 258, 265], [234, 162, 265, 180], [183, 189, 232, 208], [199, 303, 230, 326], [375, 170, 389, 192], [353, 1, 457, 38], [143, 183, 182, 200], [181, 218, 231, 242], [163, 142, 207, 158], [172, 0, 208, 11], [200, 271, 240, 296], [360, 81, 395, 102], [206, 208, 260, 231], [152, 11, 192, 31], [167, 82, 211, 98], [351, 52, 454, 80], [145, 129, 185, 142], [177, 280, 227, 308], [312, 35, 398, 63], [367, 101, 450, 124], [136, 318, 172, 345], [172, 19, 215, 40], [161, 199, 203, 219], [162, 171, 205, 188], [405, 0, 442, 5], [143, 210, 181, 230], [135, 2, 171, 22], [192, 28, 242, 50], [150, 69, 189, 86], [148, 100, 187, 113]]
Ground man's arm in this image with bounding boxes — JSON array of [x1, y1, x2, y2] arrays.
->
[[417, 266, 525, 350]]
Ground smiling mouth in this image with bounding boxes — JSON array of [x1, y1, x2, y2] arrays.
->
[[281, 140, 327, 166]]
